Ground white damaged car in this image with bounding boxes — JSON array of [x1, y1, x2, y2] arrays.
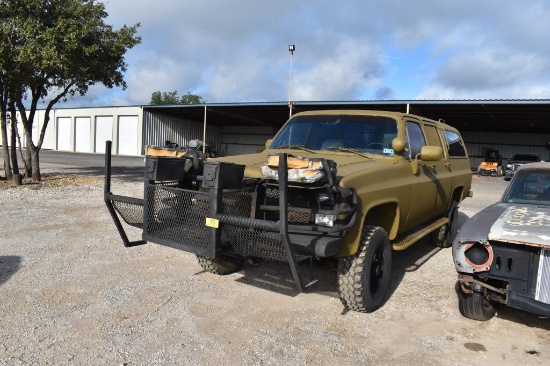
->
[[453, 162, 550, 321]]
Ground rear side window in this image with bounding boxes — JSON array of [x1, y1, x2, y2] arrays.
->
[[444, 130, 467, 157]]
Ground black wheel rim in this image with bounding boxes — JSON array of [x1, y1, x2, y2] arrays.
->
[[369, 248, 385, 294]]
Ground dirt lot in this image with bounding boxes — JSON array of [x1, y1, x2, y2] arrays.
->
[[0, 171, 549, 365]]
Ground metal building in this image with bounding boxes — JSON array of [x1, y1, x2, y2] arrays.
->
[[12, 100, 550, 170]]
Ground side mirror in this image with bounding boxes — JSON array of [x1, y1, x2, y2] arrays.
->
[[265, 139, 273, 149], [391, 137, 406, 153], [410, 146, 443, 175], [420, 146, 443, 161]]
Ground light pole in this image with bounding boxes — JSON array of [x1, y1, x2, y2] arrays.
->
[[288, 44, 295, 118]]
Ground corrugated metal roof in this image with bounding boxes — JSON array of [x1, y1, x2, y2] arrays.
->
[[142, 99, 550, 134]]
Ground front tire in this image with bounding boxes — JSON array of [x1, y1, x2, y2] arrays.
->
[[196, 254, 244, 275], [457, 281, 496, 321], [432, 200, 458, 248], [337, 225, 392, 313]]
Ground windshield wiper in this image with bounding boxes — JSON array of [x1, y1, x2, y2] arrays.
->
[[326, 146, 372, 158], [274, 144, 317, 153]]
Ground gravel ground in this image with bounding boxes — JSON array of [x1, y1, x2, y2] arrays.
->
[[0, 170, 549, 365]]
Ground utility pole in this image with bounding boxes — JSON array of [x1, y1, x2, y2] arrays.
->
[[288, 44, 295, 118]]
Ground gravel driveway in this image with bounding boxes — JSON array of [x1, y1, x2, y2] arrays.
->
[[0, 165, 549, 365]]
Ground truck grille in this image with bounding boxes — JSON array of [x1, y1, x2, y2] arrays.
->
[[536, 249, 550, 305], [263, 187, 312, 224]]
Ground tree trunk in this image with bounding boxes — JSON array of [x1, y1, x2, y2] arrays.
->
[[0, 112, 12, 179], [0, 84, 12, 179], [31, 145, 40, 181], [16, 126, 31, 177], [24, 136, 32, 178], [8, 102, 19, 176]]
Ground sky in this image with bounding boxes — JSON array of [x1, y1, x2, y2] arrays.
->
[[60, 0, 550, 108]]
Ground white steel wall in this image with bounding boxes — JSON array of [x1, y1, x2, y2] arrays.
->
[[43, 106, 143, 155]]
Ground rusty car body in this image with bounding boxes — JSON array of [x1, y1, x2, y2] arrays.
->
[[453, 162, 550, 320]]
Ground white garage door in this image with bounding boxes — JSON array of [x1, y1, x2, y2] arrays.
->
[[95, 116, 113, 153], [75, 117, 91, 153], [57, 117, 71, 151], [118, 115, 139, 155]]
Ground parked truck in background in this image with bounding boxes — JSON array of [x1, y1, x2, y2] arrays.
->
[[104, 110, 472, 313], [504, 153, 542, 180], [478, 149, 503, 176]]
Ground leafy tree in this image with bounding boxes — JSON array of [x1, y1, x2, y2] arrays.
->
[[150, 91, 180, 105], [0, 0, 141, 180], [150, 90, 205, 105], [181, 91, 205, 105]]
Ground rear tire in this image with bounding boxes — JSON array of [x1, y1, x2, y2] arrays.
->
[[457, 281, 496, 321], [196, 254, 244, 275], [337, 225, 392, 313], [432, 201, 458, 248]]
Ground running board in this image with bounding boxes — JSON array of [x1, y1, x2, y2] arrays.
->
[[392, 217, 448, 251]]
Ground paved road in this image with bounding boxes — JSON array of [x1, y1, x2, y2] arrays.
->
[[0, 149, 145, 182]]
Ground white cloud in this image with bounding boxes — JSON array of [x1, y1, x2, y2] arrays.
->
[[54, 0, 550, 108]]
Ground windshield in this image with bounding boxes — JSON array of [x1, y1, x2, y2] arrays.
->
[[502, 169, 550, 205], [269, 115, 398, 157]]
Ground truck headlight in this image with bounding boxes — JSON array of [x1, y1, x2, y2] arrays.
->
[[315, 214, 335, 227]]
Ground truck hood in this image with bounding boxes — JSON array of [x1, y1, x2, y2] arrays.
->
[[212, 150, 396, 181], [455, 202, 550, 249]]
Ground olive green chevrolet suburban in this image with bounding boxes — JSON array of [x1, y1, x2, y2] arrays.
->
[[105, 110, 472, 313]]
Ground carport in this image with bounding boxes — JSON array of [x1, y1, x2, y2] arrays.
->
[[143, 100, 550, 167]]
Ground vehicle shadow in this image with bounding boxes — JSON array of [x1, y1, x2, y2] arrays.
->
[[494, 306, 550, 330], [232, 258, 339, 298], [0, 256, 22, 287], [224, 212, 472, 310], [384, 237, 443, 303], [229, 236, 455, 311]]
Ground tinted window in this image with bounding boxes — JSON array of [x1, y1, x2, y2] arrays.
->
[[404, 122, 425, 159], [444, 130, 467, 157]]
